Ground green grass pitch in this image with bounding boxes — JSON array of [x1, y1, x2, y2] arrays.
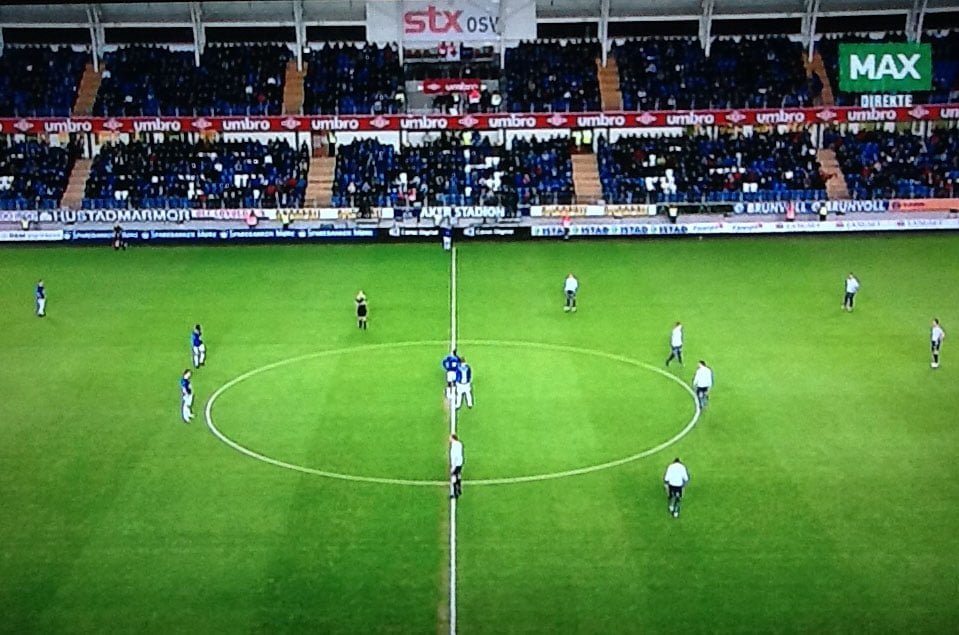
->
[[1, 235, 958, 634]]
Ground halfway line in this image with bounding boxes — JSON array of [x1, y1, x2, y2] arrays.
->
[[448, 245, 458, 635]]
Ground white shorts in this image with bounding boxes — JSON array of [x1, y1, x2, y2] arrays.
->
[[456, 382, 472, 394], [193, 344, 206, 355], [182, 392, 194, 407], [446, 370, 457, 383]]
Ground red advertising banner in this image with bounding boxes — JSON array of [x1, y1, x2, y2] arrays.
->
[[889, 198, 959, 212], [420, 78, 482, 94], [1, 104, 957, 135]]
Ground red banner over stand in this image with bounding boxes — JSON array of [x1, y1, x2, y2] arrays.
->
[[420, 79, 482, 94], [1, 104, 957, 135]]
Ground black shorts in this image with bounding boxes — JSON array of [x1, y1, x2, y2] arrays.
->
[[932, 341, 941, 353], [696, 386, 709, 397], [844, 292, 856, 304], [667, 484, 684, 498], [357, 308, 367, 318], [451, 465, 462, 478]]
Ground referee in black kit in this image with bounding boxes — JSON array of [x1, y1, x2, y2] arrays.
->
[[355, 290, 368, 330]]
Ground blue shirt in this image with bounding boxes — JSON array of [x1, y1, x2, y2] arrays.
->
[[442, 354, 460, 372], [456, 363, 472, 384], [36, 284, 44, 300], [192, 330, 203, 347], [180, 376, 192, 395], [443, 227, 453, 238]]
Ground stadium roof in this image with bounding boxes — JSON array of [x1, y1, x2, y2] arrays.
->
[[0, 0, 954, 29]]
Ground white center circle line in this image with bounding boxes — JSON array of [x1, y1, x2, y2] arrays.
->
[[204, 340, 701, 487]]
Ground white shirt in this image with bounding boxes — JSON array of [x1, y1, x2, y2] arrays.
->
[[845, 277, 860, 294], [671, 325, 683, 348], [664, 462, 689, 487], [693, 365, 713, 389], [564, 276, 579, 293], [932, 325, 945, 344], [449, 440, 464, 468]]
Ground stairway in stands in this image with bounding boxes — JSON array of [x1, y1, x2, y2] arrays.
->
[[817, 149, 850, 200], [804, 51, 835, 106], [305, 154, 336, 207], [282, 60, 307, 115], [61, 158, 92, 210], [596, 57, 622, 112], [572, 154, 603, 204], [72, 63, 103, 116]]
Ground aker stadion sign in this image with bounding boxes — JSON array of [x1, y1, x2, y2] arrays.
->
[[839, 43, 932, 93]]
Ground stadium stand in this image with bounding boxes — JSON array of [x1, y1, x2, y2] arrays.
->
[[83, 138, 309, 209], [94, 44, 290, 116], [0, 46, 87, 117], [818, 30, 959, 105], [598, 130, 826, 204], [404, 44, 503, 114], [0, 139, 78, 210], [504, 41, 601, 112], [397, 133, 501, 206], [303, 43, 403, 115], [825, 128, 959, 200], [332, 135, 573, 208], [614, 36, 818, 111], [503, 137, 574, 205], [331, 138, 398, 207]]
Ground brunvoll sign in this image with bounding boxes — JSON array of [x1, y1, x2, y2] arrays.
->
[[839, 43, 932, 93]]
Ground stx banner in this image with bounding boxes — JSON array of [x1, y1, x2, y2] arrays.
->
[[369, 0, 534, 43], [839, 43, 932, 93], [2, 104, 959, 135], [421, 78, 482, 94], [402, 0, 501, 43]]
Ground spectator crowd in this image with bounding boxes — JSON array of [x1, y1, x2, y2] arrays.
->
[[614, 36, 819, 111], [826, 128, 959, 200], [0, 46, 87, 117], [0, 139, 77, 210], [332, 133, 573, 208], [599, 130, 826, 204], [95, 44, 290, 116], [84, 138, 309, 209], [303, 44, 403, 115], [504, 41, 601, 112]]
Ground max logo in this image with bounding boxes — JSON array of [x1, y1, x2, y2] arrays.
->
[[404, 6, 498, 34], [849, 53, 922, 80]]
